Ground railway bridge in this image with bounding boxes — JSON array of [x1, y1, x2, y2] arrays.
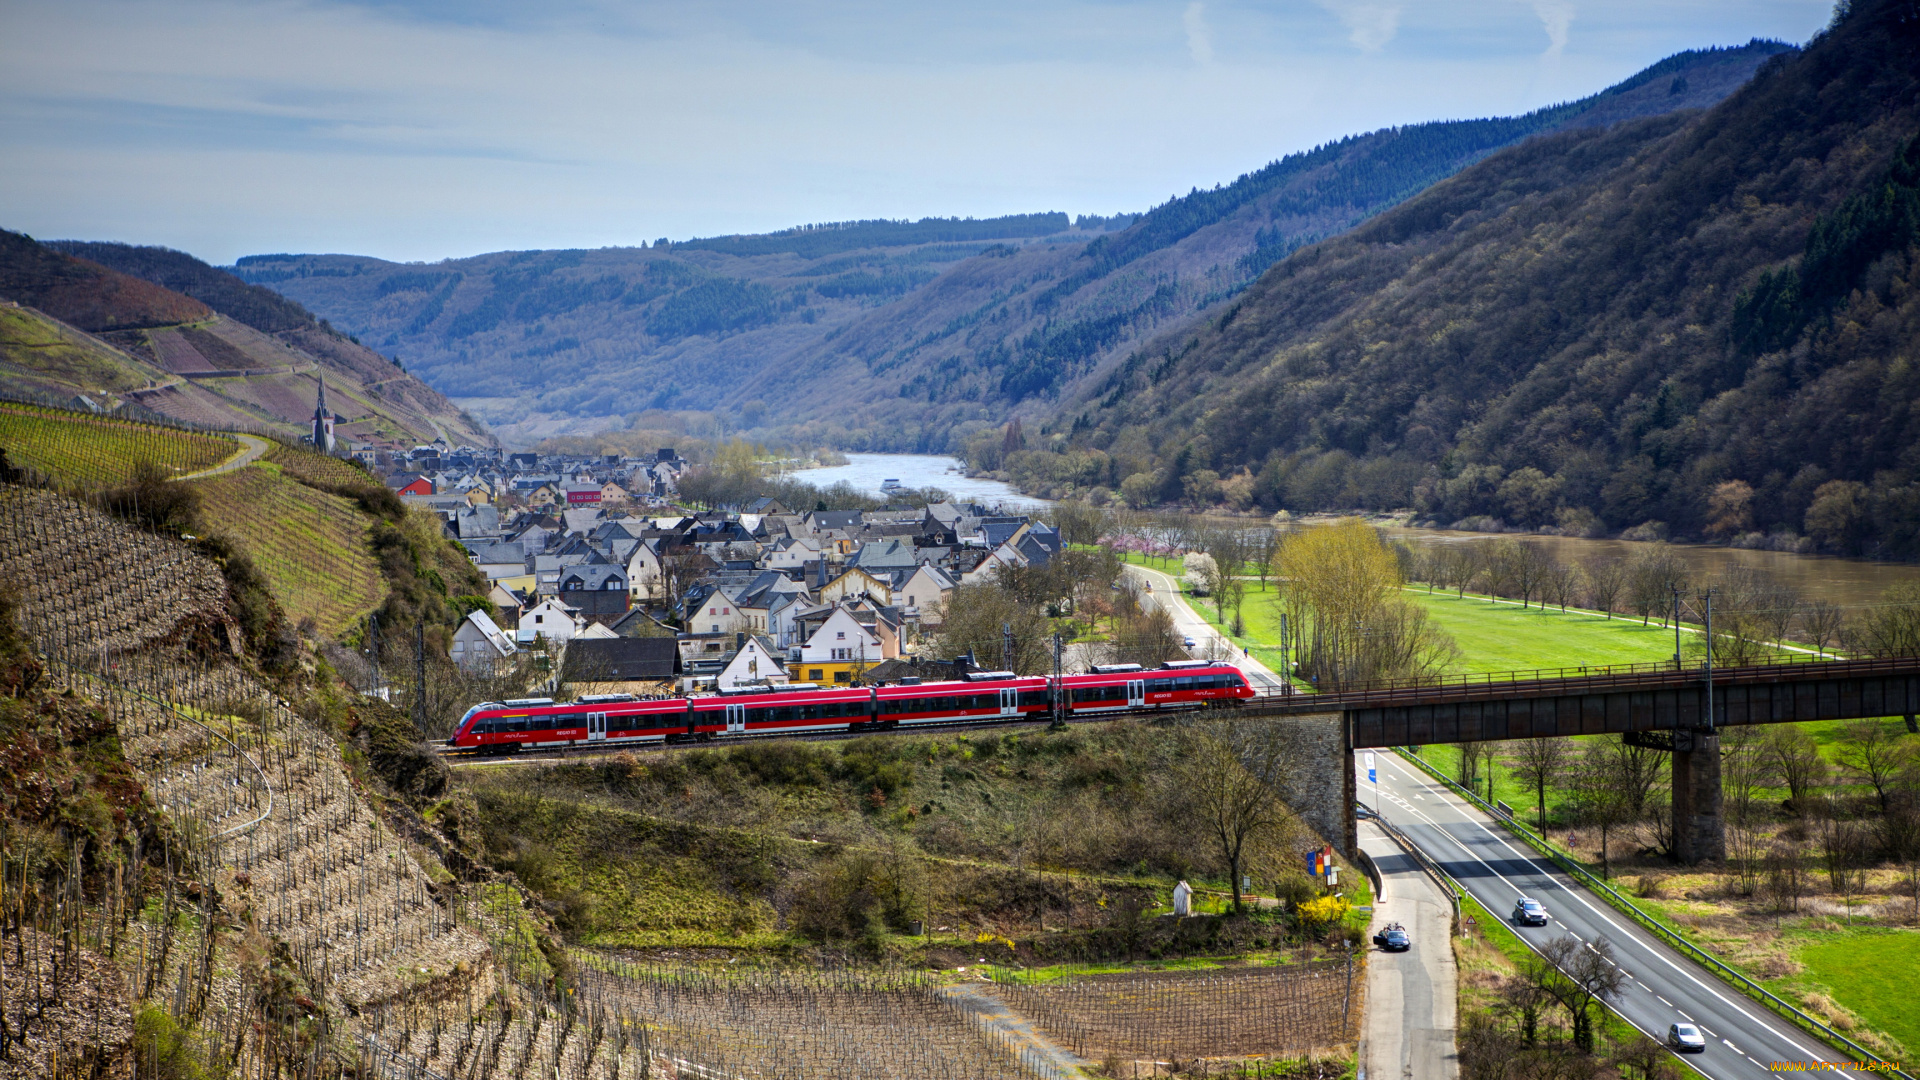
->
[[1238, 655, 1920, 862]]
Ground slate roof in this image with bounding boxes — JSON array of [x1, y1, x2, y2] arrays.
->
[[562, 637, 679, 681]]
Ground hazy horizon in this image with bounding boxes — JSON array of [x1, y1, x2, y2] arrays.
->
[[1, 0, 1835, 265]]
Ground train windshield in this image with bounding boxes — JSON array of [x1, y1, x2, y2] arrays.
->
[[455, 703, 493, 734]]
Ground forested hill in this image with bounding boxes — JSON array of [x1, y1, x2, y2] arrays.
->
[[234, 42, 1786, 448], [1028, 0, 1920, 558]]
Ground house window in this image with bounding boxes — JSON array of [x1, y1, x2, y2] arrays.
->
[[534, 615, 544, 624], [809, 669, 824, 681], [836, 631, 845, 640], [711, 624, 719, 633], [834, 671, 851, 683]]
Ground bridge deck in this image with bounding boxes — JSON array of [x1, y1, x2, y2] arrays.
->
[[1234, 656, 1920, 749]]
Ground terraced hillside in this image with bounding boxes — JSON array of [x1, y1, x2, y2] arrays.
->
[[0, 302, 174, 399], [0, 399, 236, 485], [188, 457, 386, 638]]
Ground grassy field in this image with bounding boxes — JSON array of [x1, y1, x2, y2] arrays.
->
[[1783, 929, 1920, 1056], [0, 400, 236, 486], [1120, 552, 1680, 676], [190, 460, 385, 637]]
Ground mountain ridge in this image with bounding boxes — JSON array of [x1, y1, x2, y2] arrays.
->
[[0, 231, 492, 446], [1019, 0, 1920, 556], [231, 40, 1790, 449]]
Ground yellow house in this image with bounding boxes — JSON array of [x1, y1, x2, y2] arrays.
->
[[795, 606, 897, 684]]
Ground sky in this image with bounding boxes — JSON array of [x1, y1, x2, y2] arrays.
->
[[0, 0, 1836, 266]]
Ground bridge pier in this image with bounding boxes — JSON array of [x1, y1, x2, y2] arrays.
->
[[1670, 730, 1725, 865]]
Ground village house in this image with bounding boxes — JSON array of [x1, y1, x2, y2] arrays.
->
[[714, 635, 788, 690], [450, 610, 516, 674], [794, 606, 885, 685], [518, 597, 584, 646]]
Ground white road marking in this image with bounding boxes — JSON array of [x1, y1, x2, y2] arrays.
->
[[1658, 996, 1674, 1007], [1373, 754, 1840, 1067]]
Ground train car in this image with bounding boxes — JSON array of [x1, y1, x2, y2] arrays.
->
[[694, 684, 877, 738], [1064, 660, 1252, 714], [445, 662, 1255, 753], [875, 673, 1051, 728]]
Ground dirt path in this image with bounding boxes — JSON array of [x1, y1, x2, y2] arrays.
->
[[937, 982, 1089, 1079], [179, 432, 270, 480]]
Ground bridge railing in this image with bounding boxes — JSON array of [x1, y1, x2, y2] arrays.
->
[[1242, 652, 1920, 712], [1394, 748, 1916, 1079]]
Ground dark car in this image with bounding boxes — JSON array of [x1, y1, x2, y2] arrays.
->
[[1668, 1023, 1706, 1053], [1511, 897, 1549, 926], [1372, 923, 1411, 952]]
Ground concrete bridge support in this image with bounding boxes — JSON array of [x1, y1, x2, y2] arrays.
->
[[1670, 730, 1725, 864]]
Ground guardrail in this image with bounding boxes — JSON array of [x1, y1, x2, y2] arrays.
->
[[1360, 802, 1463, 935], [1394, 748, 1914, 1079]]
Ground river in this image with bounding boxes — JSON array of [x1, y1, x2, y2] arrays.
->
[[1380, 524, 1920, 612], [787, 453, 1054, 512]]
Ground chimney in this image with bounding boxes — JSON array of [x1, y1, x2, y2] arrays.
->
[[735, 631, 746, 650]]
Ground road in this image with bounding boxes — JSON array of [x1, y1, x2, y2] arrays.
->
[[1365, 751, 1854, 1078], [180, 432, 271, 480], [1359, 818, 1459, 1079], [1122, 563, 1292, 692]]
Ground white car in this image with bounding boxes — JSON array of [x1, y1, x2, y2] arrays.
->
[[1668, 1023, 1706, 1053], [1183, 636, 1197, 648]]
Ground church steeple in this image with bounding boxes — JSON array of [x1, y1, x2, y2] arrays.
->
[[312, 375, 336, 454]]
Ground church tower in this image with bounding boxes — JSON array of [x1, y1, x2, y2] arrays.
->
[[312, 376, 336, 454]]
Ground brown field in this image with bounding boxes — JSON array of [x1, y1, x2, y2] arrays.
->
[[992, 961, 1357, 1065]]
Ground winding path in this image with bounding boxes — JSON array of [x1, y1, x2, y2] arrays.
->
[[179, 432, 271, 480]]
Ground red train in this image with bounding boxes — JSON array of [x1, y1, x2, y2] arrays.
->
[[446, 661, 1255, 753]]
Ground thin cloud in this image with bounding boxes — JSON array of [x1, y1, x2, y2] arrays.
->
[[1184, 2, 1214, 64], [1532, 0, 1574, 59], [1316, 1, 1402, 52]]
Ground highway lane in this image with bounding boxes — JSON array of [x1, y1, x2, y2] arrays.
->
[[1364, 751, 1854, 1078]]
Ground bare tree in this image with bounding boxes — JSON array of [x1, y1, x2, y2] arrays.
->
[[1601, 737, 1667, 820], [1480, 541, 1517, 604], [1570, 742, 1632, 878], [1508, 738, 1571, 832], [1583, 558, 1627, 619], [1458, 740, 1497, 794], [1726, 823, 1766, 897], [1504, 541, 1552, 609], [1801, 599, 1846, 656], [1835, 720, 1911, 814], [1846, 582, 1920, 657], [1543, 559, 1583, 613], [1174, 720, 1305, 913], [1627, 545, 1688, 626], [1525, 935, 1626, 1053], [1719, 725, 1767, 825], [1814, 798, 1871, 921], [1762, 724, 1829, 813]]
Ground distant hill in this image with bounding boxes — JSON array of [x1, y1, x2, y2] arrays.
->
[[237, 41, 1788, 448], [1021, 0, 1920, 557], [0, 231, 492, 446], [0, 230, 211, 331]]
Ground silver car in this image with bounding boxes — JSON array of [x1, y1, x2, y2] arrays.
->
[[1511, 897, 1548, 926], [1668, 1023, 1706, 1053]]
